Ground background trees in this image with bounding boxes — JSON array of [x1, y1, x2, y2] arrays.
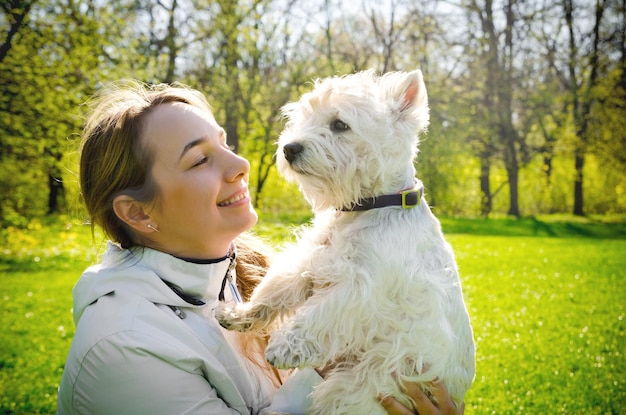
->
[[1, 0, 624, 226]]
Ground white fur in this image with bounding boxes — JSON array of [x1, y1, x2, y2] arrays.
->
[[216, 69, 475, 414]]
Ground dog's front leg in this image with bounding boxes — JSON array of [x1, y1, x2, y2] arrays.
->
[[265, 285, 351, 370], [215, 260, 313, 333]]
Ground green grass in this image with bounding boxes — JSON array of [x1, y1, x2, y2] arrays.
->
[[0, 217, 100, 415], [452, 235, 625, 414], [1, 215, 625, 414]]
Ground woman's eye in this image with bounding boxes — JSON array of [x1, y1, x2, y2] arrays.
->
[[192, 156, 208, 167], [330, 119, 350, 132]]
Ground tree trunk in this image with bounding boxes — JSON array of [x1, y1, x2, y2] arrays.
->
[[565, 0, 604, 216], [163, 0, 178, 84], [506, 165, 520, 217], [504, 138, 520, 217], [479, 155, 492, 217], [573, 150, 585, 216], [47, 173, 64, 214], [217, 0, 242, 154], [543, 153, 553, 183], [474, 0, 521, 217]]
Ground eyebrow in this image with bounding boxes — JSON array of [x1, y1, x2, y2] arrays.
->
[[179, 137, 207, 160]]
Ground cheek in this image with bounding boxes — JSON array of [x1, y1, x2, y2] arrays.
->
[[158, 178, 215, 218]]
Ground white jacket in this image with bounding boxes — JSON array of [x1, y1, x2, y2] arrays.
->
[[57, 242, 320, 415]]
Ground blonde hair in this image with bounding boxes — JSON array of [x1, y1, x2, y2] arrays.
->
[[79, 81, 285, 386], [233, 232, 289, 388]]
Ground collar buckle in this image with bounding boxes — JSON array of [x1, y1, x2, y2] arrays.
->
[[401, 188, 422, 209], [339, 181, 424, 212]]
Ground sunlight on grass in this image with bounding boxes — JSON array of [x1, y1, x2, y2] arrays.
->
[[1, 269, 75, 414], [450, 235, 626, 414]]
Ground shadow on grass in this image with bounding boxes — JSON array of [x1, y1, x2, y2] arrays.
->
[[439, 215, 626, 239], [2, 214, 624, 273]]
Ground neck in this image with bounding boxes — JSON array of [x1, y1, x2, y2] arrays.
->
[[173, 241, 236, 264]]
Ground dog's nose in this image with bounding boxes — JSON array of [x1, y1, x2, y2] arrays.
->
[[283, 143, 303, 163]]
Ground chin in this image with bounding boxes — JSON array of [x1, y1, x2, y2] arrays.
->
[[247, 209, 259, 230], [238, 206, 259, 233]]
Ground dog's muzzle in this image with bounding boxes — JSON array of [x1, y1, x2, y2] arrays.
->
[[283, 142, 303, 163]]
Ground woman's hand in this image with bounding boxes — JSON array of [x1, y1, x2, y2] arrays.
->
[[378, 380, 464, 415]]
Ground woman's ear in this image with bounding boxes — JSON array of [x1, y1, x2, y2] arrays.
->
[[112, 195, 153, 234]]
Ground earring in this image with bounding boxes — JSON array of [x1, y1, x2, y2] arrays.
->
[[147, 224, 160, 232]]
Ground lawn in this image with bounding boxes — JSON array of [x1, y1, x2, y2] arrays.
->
[[454, 235, 625, 414], [1, 215, 625, 414]]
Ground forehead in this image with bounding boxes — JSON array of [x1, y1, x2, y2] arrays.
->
[[145, 101, 215, 131], [141, 102, 219, 151]]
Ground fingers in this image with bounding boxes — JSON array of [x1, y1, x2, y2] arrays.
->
[[404, 382, 439, 414], [378, 394, 414, 415], [404, 380, 464, 415], [380, 380, 465, 415], [426, 380, 462, 415]]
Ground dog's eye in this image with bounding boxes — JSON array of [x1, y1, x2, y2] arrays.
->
[[330, 119, 350, 132]]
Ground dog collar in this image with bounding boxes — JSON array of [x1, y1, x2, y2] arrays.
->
[[341, 185, 424, 212]]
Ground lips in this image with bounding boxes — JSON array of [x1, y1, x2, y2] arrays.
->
[[218, 189, 248, 207]]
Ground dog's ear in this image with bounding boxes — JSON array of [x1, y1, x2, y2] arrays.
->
[[381, 70, 429, 130], [400, 70, 427, 113], [381, 70, 428, 112]]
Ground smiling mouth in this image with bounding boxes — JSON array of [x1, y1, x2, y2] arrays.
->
[[218, 191, 248, 207]]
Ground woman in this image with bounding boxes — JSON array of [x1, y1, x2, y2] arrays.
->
[[57, 81, 462, 415]]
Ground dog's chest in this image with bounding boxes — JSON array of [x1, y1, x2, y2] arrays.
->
[[303, 217, 400, 280]]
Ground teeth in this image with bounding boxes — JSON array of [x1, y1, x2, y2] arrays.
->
[[219, 192, 247, 207]]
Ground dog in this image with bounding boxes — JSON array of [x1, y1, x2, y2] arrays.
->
[[216, 69, 475, 414]]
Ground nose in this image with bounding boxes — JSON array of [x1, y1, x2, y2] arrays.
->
[[226, 152, 250, 182], [283, 143, 303, 163]]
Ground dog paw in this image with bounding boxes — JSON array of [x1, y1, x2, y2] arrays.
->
[[214, 303, 251, 332], [213, 303, 237, 329], [214, 302, 275, 333], [265, 328, 326, 369]]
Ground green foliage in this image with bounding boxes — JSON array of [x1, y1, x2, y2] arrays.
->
[[0, 160, 48, 226], [419, 108, 482, 215], [1, 215, 625, 414], [0, 1, 100, 225], [253, 165, 312, 217], [2, 0, 626, 228]]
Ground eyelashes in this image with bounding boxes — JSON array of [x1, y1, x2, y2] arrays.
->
[[192, 156, 209, 167], [186, 138, 236, 170]]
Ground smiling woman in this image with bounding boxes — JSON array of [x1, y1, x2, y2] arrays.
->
[[56, 81, 320, 415]]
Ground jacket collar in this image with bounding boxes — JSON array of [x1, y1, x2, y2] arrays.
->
[[72, 242, 233, 323]]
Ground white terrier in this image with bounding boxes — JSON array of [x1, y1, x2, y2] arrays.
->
[[216, 69, 475, 414]]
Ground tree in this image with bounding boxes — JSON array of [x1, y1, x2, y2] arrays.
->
[[2, 0, 626, 223], [0, 0, 101, 221], [565, 0, 605, 215], [466, 0, 526, 216], [0, 0, 36, 63], [366, 0, 414, 73], [0, 0, 162, 223], [183, 0, 306, 207], [593, 0, 626, 169]]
